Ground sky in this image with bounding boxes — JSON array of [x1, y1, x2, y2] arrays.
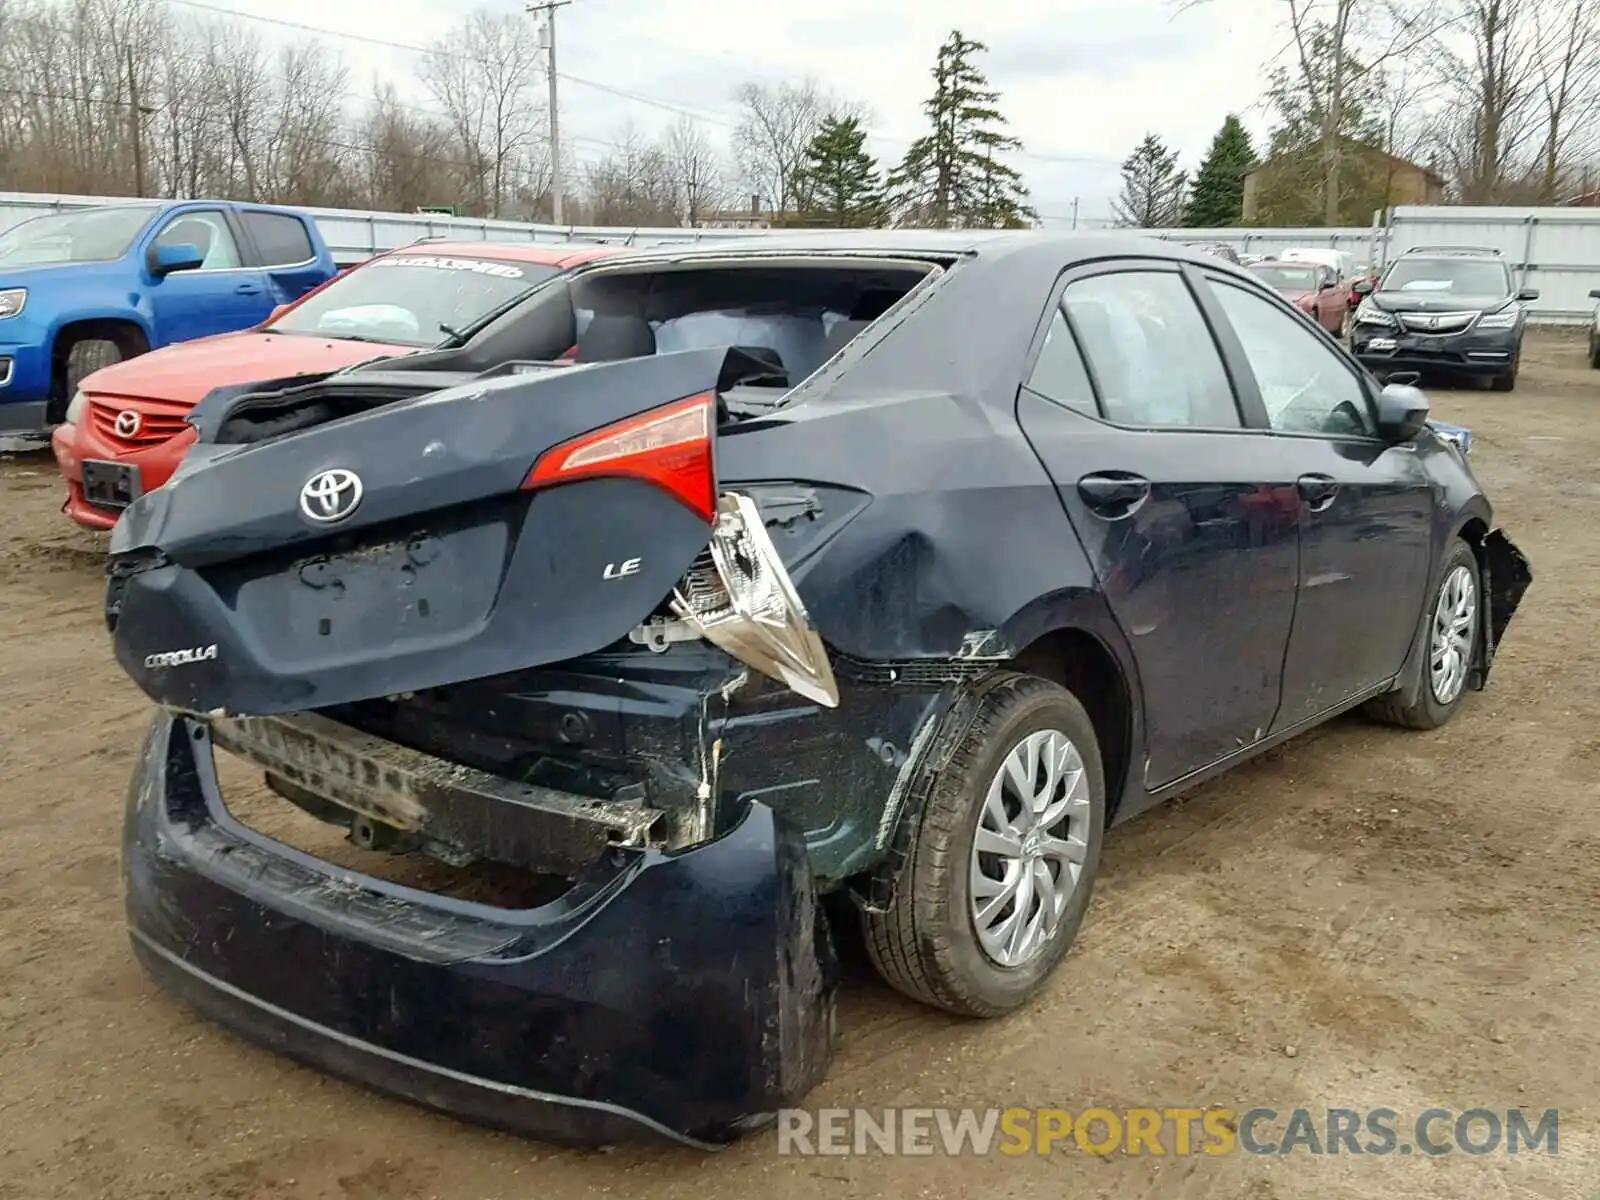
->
[[189, 0, 1292, 226]]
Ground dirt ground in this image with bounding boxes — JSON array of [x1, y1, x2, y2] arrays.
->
[[1, 333, 1597, 1199]]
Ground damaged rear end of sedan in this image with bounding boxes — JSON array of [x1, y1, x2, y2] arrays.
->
[[105, 232, 1533, 1149], [108, 236, 1044, 1146]]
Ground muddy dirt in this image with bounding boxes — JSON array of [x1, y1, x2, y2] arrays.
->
[[1, 334, 1597, 1199]]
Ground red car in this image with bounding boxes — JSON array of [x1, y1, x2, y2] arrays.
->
[[1245, 260, 1347, 336], [52, 241, 617, 529]]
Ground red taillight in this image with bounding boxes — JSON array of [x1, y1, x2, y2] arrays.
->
[[521, 391, 717, 522]]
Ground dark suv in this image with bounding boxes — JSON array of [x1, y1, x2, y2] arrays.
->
[[1350, 245, 1538, 392]]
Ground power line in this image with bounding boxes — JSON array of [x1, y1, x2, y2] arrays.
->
[[151, 0, 1114, 169], [157, 0, 739, 128]]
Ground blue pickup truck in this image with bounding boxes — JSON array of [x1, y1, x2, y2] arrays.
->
[[0, 200, 337, 434]]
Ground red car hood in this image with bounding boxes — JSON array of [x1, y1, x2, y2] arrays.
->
[[84, 330, 414, 404]]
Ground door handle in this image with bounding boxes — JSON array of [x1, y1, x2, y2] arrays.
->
[[1077, 473, 1151, 518], [1297, 473, 1339, 512], [235, 283, 261, 295]]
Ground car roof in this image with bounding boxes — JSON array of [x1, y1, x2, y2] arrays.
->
[[381, 241, 622, 268], [567, 228, 1235, 271]]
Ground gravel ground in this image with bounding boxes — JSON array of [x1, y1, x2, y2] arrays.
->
[[1, 333, 1596, 1199]]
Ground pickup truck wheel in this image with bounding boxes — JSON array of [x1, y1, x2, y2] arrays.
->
[[66, 339, 127, 393], [861, 673, 1106, 1018], [49, 327, 151, 422], [1365, 538, 1480, 730], [1589, 332, 1600, 369]]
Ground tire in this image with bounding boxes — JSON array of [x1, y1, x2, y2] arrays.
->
[[1489, 343, 1521, 392], [1588, 332, 1600, 369], [47, 327, 149, 423], [65, 339, 127, 394], [1365, 538, 1481, 730], [861, 673, 1106, 1017]]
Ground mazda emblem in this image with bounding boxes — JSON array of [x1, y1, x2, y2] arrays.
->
[[299, 468, 363, 523], [113, 410, 142, 439]]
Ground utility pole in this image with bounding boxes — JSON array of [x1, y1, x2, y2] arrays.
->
[[528, 0, 572, 224]]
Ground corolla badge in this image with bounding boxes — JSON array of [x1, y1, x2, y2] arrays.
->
[[144, 644, 218, 669], [300, 468, 364, 523]]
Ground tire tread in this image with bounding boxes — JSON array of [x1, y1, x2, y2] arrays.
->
[[862, 673, 1098, 1018]]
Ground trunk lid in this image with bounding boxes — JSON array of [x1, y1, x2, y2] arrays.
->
[[107, 348, 729, 717]]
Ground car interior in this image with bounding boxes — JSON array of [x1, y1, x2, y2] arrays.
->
[[203, 258, 942, 444]]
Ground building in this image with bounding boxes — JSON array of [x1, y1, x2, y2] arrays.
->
[[1242, 144, 1447, 224]]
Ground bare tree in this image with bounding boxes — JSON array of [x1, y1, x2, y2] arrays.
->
[[576, 123, 678, 227], [1530, 0, 1600, 199], [661, 115, 727, 225], [357, 85, 457, 212], [418, 9, 544, 218], [1432, 0, 1540, 201], [732, 78, 864, 215], [1282, 0, 1452, 222], [262, 40, 351, 205]]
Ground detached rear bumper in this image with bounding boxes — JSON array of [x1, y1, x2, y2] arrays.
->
[[123, 712, 836, 1148]]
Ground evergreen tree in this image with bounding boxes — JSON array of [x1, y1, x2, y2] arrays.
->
[[887, 30, 1036, 229], [792, 115, 886, 227], [1183, 115, 1258, 227], [1112, 134, 1188, 228]]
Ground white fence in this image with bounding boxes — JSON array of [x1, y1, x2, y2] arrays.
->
[[0, 191, 760, 265], [4, 192, 1597, 324], [1146, 205, 1600, 325]]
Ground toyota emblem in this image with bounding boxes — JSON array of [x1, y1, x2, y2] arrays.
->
[[113, 410, 142, 439], [299, 468, 363, 523]]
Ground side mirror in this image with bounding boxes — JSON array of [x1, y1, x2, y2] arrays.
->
[[1352, 279, 1374, 296], [149, 242, 204, 276], [1319, 277, 1338, 290], [1516, 287, 1540, 302], [1376, 381, 1429, 444], [264, 303, 292, 325], [1590, 288, 1600, 300]]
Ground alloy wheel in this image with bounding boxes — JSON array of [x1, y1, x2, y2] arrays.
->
[[969, 728, 1093, 968], [1430, 563, 1477, 705]]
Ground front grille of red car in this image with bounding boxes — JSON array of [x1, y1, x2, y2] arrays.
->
[[88, 398, 191, 447]]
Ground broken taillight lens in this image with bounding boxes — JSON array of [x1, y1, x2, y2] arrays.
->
[[670, 493, 840, 708], [521, 391, 716, 522]]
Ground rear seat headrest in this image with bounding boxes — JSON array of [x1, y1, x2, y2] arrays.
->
[[576, 314, 655, 362]]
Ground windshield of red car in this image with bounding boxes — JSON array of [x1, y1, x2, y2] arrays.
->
[[268, 254, 562, 346], [1249, 264, 1319, 292]]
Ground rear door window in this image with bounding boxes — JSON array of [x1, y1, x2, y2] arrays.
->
[[242, 212, 317, 267], [1024, 308, 1098, 417], [1060, 271, 1241, 429]]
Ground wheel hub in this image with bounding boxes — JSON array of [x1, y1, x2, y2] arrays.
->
[[968, 728, 1092, 969]]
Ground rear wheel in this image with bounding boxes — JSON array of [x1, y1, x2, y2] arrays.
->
[[861, 673, 1106, 1017], [1589, 332, 1600, 369], [1365, 538, 1480, 730]]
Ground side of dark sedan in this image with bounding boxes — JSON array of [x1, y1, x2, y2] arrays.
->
[[105, 231, 1530, 1147]]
